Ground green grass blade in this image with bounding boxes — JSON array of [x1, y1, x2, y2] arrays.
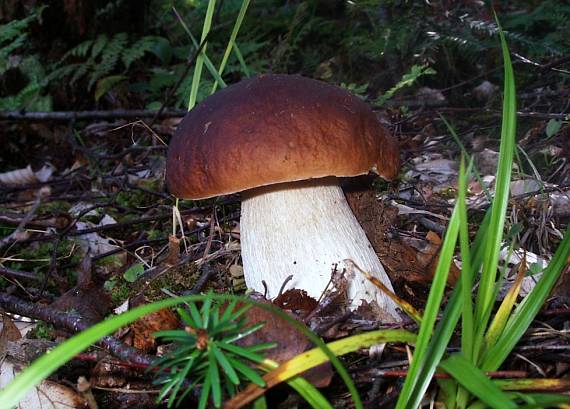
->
[[167, 355, 197, 406], [441, 354, 517, 409], [210, 0, 251, 94], [0, 294, 362, 409], [252, 396, 268, 409], [396, 205, 461, 409], [287, 376, 334, 409], [472, 15, 517, 362], [188, 0, 216, 111], [516, 394, 570, 409], [441, 115, 491, 202], [405, 202, 493, 407], [221, 299, 238, 322], [232, 43, 250, 77], [406, 283, 463, 407], [172, 6, 226, 92], [482, 227, 569, 370], [458, 157, 474, 360], [484, 259, 526, 349]]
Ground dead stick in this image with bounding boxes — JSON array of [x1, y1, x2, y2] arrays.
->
[[0, 189, 44, 250], [0, 109, 186, 122], [0, 293, 154, 366]]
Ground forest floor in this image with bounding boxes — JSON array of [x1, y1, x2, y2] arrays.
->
[[0, 76, 568, 407]]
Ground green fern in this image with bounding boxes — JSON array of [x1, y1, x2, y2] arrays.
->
[[123, 36, 165, 69], [88, 33, 128, 89], [0, 6, 46, 75], [0, 7, 51, 111], [51, 33, 170, 96]]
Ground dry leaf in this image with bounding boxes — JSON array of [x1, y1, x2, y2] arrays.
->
[[129, 308, 180, 352]]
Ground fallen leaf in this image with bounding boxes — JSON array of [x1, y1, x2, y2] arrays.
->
[[128, 307, 180, 352], [236, 296, 333, 388]]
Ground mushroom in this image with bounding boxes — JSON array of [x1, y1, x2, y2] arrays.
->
[[166, 74, 401, 321]]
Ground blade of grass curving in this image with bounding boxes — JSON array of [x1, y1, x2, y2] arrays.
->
[[441, 115, 491, 201], [188, 0, 216, 110], [481, 227, 569, 371], [517, 394, 570, 409], [252, 396, 268, 409], [405, 202, 492, 407], [458, 157, 474, 360], [484, 256, 527, 349], [406, 281, 463, 408], [232, 43, 250, 77], [473, 16, 517, 363], [455, 156, 475, 409], [0, 294, 362, 409], [172, 6, 227, 92], [260, 358, 333, 409], [287, 377, 334, 409], [440, 354, 517, 409], [395, 205, 461, 409], [210, 0, 251, 93], [226, 329, 416, 408], [494, 378, 570, 392]]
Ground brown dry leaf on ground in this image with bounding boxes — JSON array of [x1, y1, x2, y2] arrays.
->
[[0, 313, 22, 362], [127, 307, 180, 352], [237, 295, 333, 388]]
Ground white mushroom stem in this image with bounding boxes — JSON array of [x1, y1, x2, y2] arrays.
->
[[240, 177, 401, 321]]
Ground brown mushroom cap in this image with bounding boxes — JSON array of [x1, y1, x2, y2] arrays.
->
[[166, 74, 400, 199]]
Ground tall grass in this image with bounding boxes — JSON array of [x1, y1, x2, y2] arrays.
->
[[395, 17, 570, 409]]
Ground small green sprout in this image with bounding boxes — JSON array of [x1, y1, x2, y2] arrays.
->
[[150, 294, 275, 408]]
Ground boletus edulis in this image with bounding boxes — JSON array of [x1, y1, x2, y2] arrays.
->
[[166, 74, 402, 321]]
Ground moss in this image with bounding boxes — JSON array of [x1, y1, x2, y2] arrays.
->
[[105, 278, 131, 305], [147, 229, 163, 240], [39, 200, 71, 215], [27, 321, 55, 340], [115, 190, 153, 209], [140, 263, 200, 302]]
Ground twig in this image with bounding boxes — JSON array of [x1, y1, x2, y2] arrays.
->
[[0, 266, 39, 281], [0, 292, 154, 366], [0, 189, 44, 250], [0, 109, 186, 122]]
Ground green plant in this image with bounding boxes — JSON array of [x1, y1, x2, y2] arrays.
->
[[49, 33, 171, 101], [395, 18, 570, 409], [150, 297, 274, 408], [0, 6, 51, 110], [375, 63, 436, 106], [0, 294, 364, 409]]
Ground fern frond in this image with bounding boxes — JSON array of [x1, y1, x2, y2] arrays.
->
[[91, 34, 109, 59], [122, 36, 161, 69], [87, 33, 127, 89]]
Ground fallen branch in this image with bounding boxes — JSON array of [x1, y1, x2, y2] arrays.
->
[[0, 188, 45, 251], [0, 293, 154, 366], [0, 109, 186, 122], [0, 266, 39, 281]]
